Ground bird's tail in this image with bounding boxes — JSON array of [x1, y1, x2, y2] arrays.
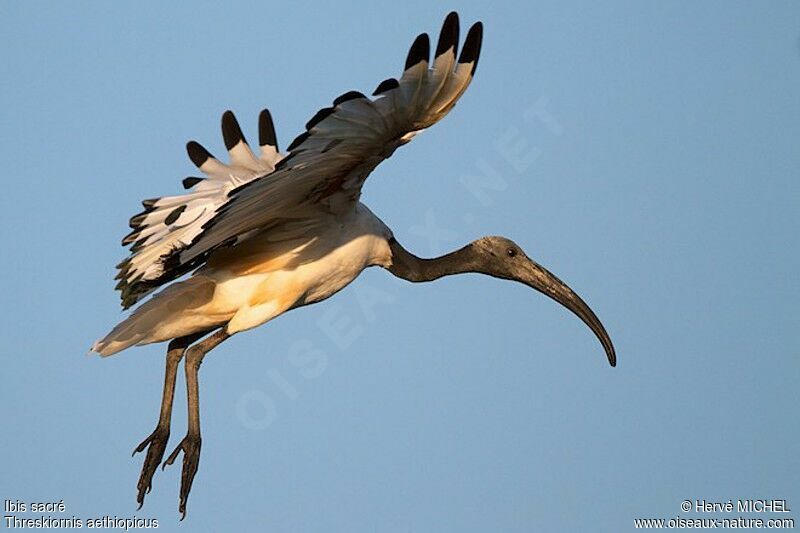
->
[[91, 276, 218, 356], [91, 318, 148, 357]]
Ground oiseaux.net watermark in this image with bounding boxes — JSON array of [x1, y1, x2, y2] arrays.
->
[[234, 96, 566, 431], [634, 499, 794, 529]]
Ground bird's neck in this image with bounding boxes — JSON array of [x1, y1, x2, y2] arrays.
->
[[386, 239, 482, 282]]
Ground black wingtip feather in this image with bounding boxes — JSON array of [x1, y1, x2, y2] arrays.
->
[[122, 229, 141, 246], [186, 141, 212, 168], [333, 90, 367, 107], [182, 177, 204, 189], [373, 78, 400, 96], [129, 211, 149, 229], [436, 12, 460, 58], [258, 109, 278, 150], [458, 21, 483, 75], [164, 205, 186, 225], [130, 237, 149, 253], [273, 150, 300, 172], [221, 110, 247, 151], [287, 131, 309, 152], [405, 33, 430, 70], [305, 107, 334, 131]]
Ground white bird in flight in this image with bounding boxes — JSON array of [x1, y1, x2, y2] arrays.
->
[[92, 12, 616, 518]]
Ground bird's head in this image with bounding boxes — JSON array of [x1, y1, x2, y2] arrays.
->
[[470, 236, 616, 366]]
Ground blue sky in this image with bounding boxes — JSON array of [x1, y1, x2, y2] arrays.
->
[[1, 1, 798, 531]]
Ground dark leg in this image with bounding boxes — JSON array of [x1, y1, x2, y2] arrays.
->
[[132, 331, 210, 509], [163, 329, 230, 519]]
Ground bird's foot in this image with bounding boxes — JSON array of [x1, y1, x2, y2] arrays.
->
[[162, 433, 201, 520], [132, 427, 170, 509]]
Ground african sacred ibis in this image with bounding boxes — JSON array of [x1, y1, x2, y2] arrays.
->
[[92, 12, 616, 518]]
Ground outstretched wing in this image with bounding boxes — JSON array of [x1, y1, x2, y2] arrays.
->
[[116, 12, 483, 308], [116, 110, 282, 308]]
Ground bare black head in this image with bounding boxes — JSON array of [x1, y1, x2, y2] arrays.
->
[[469, 236, 616, 366], [386, 236, 616, 366]]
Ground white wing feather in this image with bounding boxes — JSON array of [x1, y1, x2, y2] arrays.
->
[[116, 110, 282, 307], [116, 13, 482, 308]]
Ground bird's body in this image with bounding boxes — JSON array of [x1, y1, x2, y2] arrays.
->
[[92, 12, 616, 519], [95, 203, 392, 354]]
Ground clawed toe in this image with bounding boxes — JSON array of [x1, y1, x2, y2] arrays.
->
[[132, 427, 170, 508], [162, 434, 202, 519]]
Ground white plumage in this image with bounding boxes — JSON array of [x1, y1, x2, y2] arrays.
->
[[95, 12, 482, 353], [95, 204, 393, 355], [116, 110, 283, 304], [92, 15, 617, 518]]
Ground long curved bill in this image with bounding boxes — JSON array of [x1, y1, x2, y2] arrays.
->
[[519, 258, 616, 366]]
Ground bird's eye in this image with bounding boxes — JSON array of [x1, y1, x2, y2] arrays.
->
[[506, 248, 517, 258]]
